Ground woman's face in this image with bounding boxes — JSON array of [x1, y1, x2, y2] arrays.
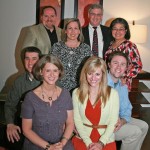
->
[[41, 62, 60, 85], [65, 21, 80, 41], [112, 23, 127, 40], [86, 67, 103, 88]]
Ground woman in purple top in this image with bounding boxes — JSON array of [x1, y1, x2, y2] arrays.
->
[[21, 55, 74, 150]]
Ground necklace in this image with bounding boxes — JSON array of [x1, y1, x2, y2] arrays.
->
[[41, 86, 57, 101]]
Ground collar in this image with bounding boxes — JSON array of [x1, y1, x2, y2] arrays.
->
[[25, 72, 35, 82], [89, 24, 100, 30], [107, 73, 121, 88]]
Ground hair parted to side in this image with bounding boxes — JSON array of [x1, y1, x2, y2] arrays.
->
[[41, 5, 57, 16], [110, 17, 131, 40], [107, 51, 129, 69], [33, 54, 64, 81], [88, 3, 103, 14], [62, 18, 84, 43], [78, 56, 111, 106], [21, 46, 42, 63]]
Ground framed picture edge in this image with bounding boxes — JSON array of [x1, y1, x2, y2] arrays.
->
[[74, 0, 103, 18], [36, 0, 65, 25]]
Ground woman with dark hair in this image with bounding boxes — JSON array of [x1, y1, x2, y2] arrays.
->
[[105, 18, 142, 91], [51, 18, 92, 92], [21, 55, 74, 150]]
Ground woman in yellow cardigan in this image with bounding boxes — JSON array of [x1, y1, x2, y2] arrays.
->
[[72, 56, 119, 150]]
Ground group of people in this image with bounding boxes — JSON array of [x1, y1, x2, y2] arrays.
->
[[0, 3, 148, 150]]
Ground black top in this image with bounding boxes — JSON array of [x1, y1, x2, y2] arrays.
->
[[45, 26, 58, 46]]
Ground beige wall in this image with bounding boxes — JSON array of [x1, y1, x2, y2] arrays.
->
[[0, 0, 150, 96]]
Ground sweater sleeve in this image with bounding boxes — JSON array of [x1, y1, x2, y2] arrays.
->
[[100, 89, 119, 145], [72, 89, 92, 147]]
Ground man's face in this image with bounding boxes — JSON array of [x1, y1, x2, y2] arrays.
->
[[24, 52, 39, 73], [41, 8, 57, 29], [108, 55, 127, 82], [88, 8, 103, 27]]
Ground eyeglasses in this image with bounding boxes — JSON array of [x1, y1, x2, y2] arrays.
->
[[90, 13, 103, 17], [112, 28, 126, 32]]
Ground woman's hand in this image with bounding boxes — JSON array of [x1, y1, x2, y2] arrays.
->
[[88, 142, 103, 150], [49, 142, 63, 150]]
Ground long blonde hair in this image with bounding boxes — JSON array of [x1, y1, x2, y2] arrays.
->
[[78, 56, 111, 106]]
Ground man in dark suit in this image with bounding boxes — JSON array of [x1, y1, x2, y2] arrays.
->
[[82, 4, 112, 58]]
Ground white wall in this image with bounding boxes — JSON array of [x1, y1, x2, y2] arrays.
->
[[0, 0, 150, 95], [0, 0, 36, 92]]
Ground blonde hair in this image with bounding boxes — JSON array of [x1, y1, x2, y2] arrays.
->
[[78, 56, 111, 106]]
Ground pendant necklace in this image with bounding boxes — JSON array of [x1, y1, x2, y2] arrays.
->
[[41, 86, 57, 101]]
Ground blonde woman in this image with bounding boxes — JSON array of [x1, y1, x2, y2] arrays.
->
[[72, 56, 119, 150]]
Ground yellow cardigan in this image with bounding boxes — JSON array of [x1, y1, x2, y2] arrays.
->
[[72, 88, 119, 147]]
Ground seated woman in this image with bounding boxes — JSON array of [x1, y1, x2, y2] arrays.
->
[[21, 55, 74, 150], [72, 56, 119, 150]]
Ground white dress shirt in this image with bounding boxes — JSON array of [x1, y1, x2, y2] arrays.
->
[[89, 24, 103, 58]]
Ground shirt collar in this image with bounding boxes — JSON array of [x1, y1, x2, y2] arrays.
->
[[25, 72, 34, 82], [107, 72, 121, 88], [89, 24, 100, 30]]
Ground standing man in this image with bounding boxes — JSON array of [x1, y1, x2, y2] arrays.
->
[[82, 4, 112, 58], [107, 51, 148, 150], [3, 47, 42, 150], [22, 6, 62, 54]]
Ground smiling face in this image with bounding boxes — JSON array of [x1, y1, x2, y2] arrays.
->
[[112, 23, 127, 41], [108, 55, 127, 82], [41, 63, 60, 85], [65, 21, 80, 41], [86, 67, 103, 88], [24, 52, 39, 73], [41, 8, 57, 29], [88, 8, 103, 27]]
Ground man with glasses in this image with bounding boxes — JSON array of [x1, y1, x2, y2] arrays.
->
[[82, 3, 112, 58]]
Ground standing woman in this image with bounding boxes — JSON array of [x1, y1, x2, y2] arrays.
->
[[21, 55, 74, 150], [72, 56, 119, 150], [51, 18, 92, 92], [105, 18, 142, 91]]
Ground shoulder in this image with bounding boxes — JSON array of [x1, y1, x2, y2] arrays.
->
[[80, 43, 90, 49], [55, 26, 62, 32], [109, 87, 119, 97], [79, 43, 92, 55], [124, 40, 137, 47], [14, 72, 28, 84], [82, 25, 88, 31], [100, 25, 110, 31], [61, 88, 71, 96]]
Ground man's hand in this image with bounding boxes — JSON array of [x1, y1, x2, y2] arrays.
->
[[114, 118, 126, 132], [6, 124, 21, 143]]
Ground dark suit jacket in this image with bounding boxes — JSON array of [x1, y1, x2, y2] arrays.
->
[[82, 25, 112, 58]]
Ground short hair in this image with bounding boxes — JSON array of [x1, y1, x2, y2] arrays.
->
[[21, 46, 42, 62], [110, 17, 131, 40], [88, 3, 103, 14], [107, 51, 129, 68], [62, 18, 84, 42], [33, 55, 64, 81], [41, 6, 57, 16], [78, 56, 111, 106]]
